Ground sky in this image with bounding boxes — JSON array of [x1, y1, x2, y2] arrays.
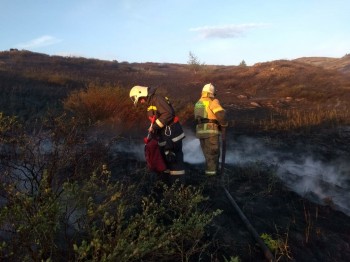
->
[[1, 0, 349, 66]]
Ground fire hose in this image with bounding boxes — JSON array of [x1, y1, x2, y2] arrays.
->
[[220, 126, 276, 262]]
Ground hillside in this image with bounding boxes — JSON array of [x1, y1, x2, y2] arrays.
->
[[295, 54, 350, 75], [1, 49, 350, 128], [1, 50, 350, 261]]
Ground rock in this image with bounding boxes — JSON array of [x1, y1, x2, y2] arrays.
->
[[237, 94, 248, 99], [250, 101, 262, 107]]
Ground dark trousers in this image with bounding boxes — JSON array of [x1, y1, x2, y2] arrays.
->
[[200, 135, 220, 176], [160, 140, 185, 176]]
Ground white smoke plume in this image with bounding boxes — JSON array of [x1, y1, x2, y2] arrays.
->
[[224, 135, 350, 216], [278, 158, 350, 215], [183, 131, 205, 164], [113, 129, 350, 216]]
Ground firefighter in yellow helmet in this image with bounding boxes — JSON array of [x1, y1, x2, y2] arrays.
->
[[194, 83, 228, 176], [130, 85, 186, 184]]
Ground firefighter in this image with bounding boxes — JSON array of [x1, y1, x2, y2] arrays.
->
[[130, 85, 186, 184], [194, 83, 228, 177]]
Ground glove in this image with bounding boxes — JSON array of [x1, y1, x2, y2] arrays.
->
[[165, 150, 176, 163]]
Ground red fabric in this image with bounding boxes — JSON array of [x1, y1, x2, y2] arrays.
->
[[148, 115, 156, 123], [144, 138, 167, 172]]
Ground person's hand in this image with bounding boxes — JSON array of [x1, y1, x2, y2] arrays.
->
[[165, 150, 176, 163], [148, 126, 154, 133]]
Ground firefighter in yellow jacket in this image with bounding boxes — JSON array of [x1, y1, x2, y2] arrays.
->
[[194, 83, 228, 176], [130, 85, 186, 183]]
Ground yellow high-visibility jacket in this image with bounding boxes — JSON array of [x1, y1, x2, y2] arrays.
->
[[194, 92, 226, 138]]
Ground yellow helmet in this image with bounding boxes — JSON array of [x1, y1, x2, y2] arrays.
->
[[202, 83, 216, 95], [130, 85, 148, 106]]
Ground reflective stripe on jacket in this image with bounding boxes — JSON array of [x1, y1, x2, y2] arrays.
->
[[194, 92, 225, 138], [147, 87, 185, 144]]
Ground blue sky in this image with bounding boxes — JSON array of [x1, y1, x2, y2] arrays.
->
[[1, 0, 349, 65]]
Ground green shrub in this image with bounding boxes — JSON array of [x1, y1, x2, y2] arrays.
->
[[0, 113, 222, 261], [260, 232, 292, 261], [72, 179, 222, 262], [0, 171, 60, 261], [0, 113, 20, 143]]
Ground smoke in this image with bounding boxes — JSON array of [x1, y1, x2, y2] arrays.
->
[[183, 131, 205, 164], [224, 136, 280, 165], [109, 129, 206, 164], [278, 158, 350, 215], [112, 129, 350, 216], [223, 135, 350, 216], [111, 138, 145, 161]]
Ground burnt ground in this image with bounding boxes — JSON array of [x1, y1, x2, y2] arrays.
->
[[193, 162, 350, 262], [111, 126, 350, 262], [182, 128, 350, 262]]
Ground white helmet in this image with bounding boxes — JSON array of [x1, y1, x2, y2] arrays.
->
[[202, 83, 216, 95], [130, 85, 148, 105]]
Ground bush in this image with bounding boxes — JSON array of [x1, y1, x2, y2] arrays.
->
[[63, 85, 145, 134], [72, 179, 222, 262], [0, 171, 60, 260], [0, 113, 222, 261]]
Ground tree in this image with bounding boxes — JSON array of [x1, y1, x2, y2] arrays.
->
[[187, 51, 204, 74], [239, 60, 247, 67]]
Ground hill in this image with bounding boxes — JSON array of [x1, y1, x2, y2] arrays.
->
[[295, 54, 350, 75], [1, 49, 350, 261], [1, 49, 350, 128]]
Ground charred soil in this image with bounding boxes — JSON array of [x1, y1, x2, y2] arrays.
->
[[181, 126, 350, 262]]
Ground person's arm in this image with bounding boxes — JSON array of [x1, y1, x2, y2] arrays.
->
[[153, 96, 174, 130], [215, 111, 228, 127], [212, 99, 228, 127]]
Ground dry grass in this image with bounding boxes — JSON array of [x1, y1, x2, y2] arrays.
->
[[2, 49, 350, 138], [63, 85, 145, 130], [258, 107, 350, 132]]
